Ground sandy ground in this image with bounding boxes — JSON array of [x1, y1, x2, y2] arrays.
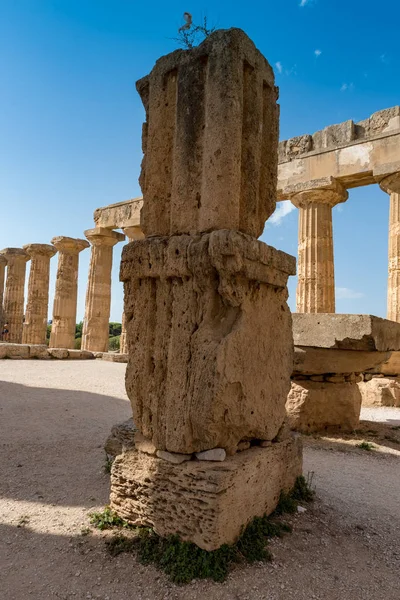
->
[[1, 360, 400, 600]]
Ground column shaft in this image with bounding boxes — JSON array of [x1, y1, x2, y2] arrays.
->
[[291, 182, 348, 314], [120, 227, 144, 354], [380, 174, 400, 322], [81, 228, 124, 353], [49, 237, 89, 349], [22, 244, 56, 345], [0, 248, 29, 343]]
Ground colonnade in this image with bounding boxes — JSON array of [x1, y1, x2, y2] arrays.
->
[[290, 174, 400, 322], [0, 223, 143, 352]]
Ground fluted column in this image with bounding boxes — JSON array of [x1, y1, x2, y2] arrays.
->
[[380, 173, 400, 322], [49, 237, 89, 349], [81, 228, 125, 352], [291, 183, 348, 313], [0, 255, 6, 310], [0, 248, 29, 343], [119, 226, 145, 354], [22, 244, 57, 345]]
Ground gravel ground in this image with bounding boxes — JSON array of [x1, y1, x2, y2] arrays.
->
[[1, 360, 399, 600]]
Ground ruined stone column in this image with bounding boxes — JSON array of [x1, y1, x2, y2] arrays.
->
[[0, 248, 29, 343], [21, 244, 57, 345], [81, 228, 125, 353], [380, 173, 400, 322], [291, 182, 348, 313], [110, 28, 302, 551], [119, 226, 145, 354], [0, 255, 6, 320], [49, 237, 89, 349]]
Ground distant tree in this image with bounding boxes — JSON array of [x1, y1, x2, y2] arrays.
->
[[109, 336, 120, 351], [109, 322, 122, 337], [75, 321, 83, 339], [75, 337, 82, 350]]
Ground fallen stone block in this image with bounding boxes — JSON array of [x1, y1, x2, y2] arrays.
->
[[358, 377, 400, 407]]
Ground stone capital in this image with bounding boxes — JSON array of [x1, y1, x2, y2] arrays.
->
[[51, 236, 90, 254], [379, 172, 400, 195], [23, 243, 57, 258], [122, 226, 145, 241], [84, 227, 125, 247], [291, 179, 348, 209], [0, 247, 29, 262]]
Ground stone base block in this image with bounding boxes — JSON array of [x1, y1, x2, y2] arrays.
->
[[287, 380, 361, 433], [110, 436, 302, 551], [0, 343, 95, 360], [358, 378, 400, 407], [102, 353, 128, 363]]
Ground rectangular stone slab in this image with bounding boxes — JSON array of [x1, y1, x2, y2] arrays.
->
[[110, 436, 302, 551], [294, 347, 392, 375], [293, 314, 400, 351]]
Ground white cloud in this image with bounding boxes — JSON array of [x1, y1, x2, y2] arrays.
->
[[340, 82, 354, 92], [380, 53, 389, 63], [314, 49, 322, 57], [268, 201, 296, 226], [299, 0, 309, 6], [336, 287, 364, 300], [275, 61, 283, 74]]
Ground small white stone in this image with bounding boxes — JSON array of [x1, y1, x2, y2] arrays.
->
[[156, 450, 192, 464], [297, 505, 307, 513], [195, 448, 226, 462]]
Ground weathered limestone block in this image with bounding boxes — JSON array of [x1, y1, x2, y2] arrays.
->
[[121, 229, 295, 455], [48, 348, 69, 360], [287, 381, 362, 433], [137, 28, 278, 238], [120, 227, 144, 355], [49, 237, 89, 349], [105, 418, 137, 458], [0, 255, 6, 311], [22, 244, 56, 345], [102, 352, 128, 363], [1, 343, 30, 359], [291, 179, 348, 313], [67, 349, 95, 360], [294, 347, 391, 375], [358, 378, 400, 407], [110, 437, 302, 551], [29, 344, 51, 359], [0, 248, 29, 343], [81, 228, 125, 353]]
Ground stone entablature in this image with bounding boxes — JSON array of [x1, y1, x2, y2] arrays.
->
[[93, 198, 143, 231], [278, 106, 400, 197]]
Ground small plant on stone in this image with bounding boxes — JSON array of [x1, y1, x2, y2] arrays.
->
[[89, 506, 135, 531], [356, 441, 375, 451], [173, 13, 216, 50], [17, 515, 30, 528], [103, 453, 113, 474]]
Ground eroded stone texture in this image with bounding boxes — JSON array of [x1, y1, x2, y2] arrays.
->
[[0, 255, 6, 327], [358, 377, 400, 407], [110, 437, 302, 551], [0, 248, 29, 343], [120, 227, 145, 355], [22, 244, 56, 345], [137, 28, 278, 238], [380, 173, 400, 323], [49, 237, 89, 349], [81, 228, 125, 353], [121, 230, 295, 455], [291, 180, 348, 313], [287, 380, 362, 433]]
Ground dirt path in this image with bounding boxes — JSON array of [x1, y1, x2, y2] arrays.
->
[[1, 361, 399, 600]]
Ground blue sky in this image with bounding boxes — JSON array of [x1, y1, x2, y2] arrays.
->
[[1, 0, 398, 321]]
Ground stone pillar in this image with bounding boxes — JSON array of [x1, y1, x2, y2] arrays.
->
[[291, 182, 348, 313], [119, 227, 145, 354], [0, 248, 29, 343], [380, 173, 400, 322], [111, 29, 302, 551], [0, 255, 6, 324], [81, 228, 125, 352], [49, 237, 89, 349], [21, 244, 57, 345]]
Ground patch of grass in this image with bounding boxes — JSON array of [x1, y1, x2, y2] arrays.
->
[[99, 476, 313, 584], [80, 527, 91, 536], [356, 441, 375, 451], [89, 506, 135, 531]]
